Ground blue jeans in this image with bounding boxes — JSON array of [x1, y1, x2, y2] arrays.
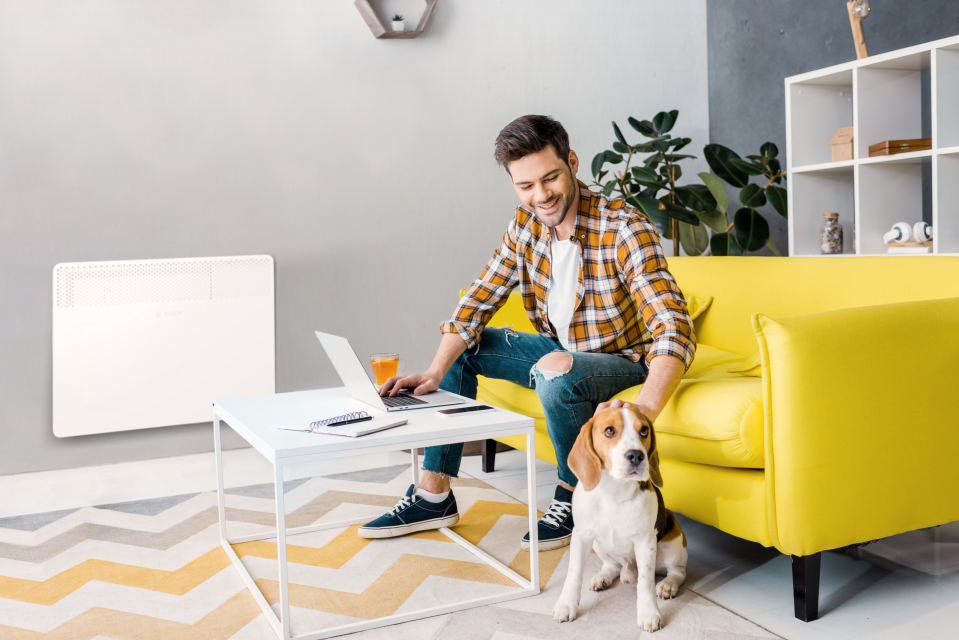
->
[[423, 327, 649, 487]]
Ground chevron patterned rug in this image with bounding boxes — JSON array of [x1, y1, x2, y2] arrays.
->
[[0, 462, 780, 639]]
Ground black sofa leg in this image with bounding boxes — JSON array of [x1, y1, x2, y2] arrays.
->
[[481, 439, 497, 473], [792, 553, 821, 622]]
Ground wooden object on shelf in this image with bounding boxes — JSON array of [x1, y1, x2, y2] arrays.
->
[[355, 0, 438, 39], [829, 126, 855, 162], [889, 240, 932, 248], [846, 0, 870, 60], [868, 138, 932, 157]]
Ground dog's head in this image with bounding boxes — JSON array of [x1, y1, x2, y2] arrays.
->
[[568, 406, 662, 492]]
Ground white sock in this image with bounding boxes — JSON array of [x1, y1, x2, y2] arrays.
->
[[415, 487, 450, 503]]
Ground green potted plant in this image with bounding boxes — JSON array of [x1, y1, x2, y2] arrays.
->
[[589, 110, 787, 257], [391, 13, 405, 31]]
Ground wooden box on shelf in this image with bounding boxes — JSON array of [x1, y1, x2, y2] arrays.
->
[[888, 240, 933, 254], [829, 127, 854, 162], [868, 138, 932, 157]]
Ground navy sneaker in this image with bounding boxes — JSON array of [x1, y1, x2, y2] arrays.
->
[[358, 484, 460, 539], [522, 485, 574, 551]]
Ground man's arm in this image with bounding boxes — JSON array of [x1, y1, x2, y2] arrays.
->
[[595, 354, 684, 423], [379, 333, 467, 397]]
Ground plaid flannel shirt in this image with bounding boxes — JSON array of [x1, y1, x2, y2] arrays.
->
[[441, 181, 696, 370]]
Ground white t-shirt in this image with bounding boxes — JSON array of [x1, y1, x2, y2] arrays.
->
[[547, 236, 582, 350]]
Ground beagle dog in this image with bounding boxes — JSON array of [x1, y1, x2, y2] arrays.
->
[[551, 406, 687, 633]]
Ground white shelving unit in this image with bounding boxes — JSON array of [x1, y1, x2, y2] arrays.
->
[[785, 34, 959, 256]]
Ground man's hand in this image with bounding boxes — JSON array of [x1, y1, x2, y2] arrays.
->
[[595, 398, 634, 414], [379, 372, 442, 397]]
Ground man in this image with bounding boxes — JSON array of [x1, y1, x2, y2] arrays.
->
[[358, 115, 695, 551]]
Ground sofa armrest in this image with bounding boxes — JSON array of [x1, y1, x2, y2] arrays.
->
[[753, 297, 959, 557]]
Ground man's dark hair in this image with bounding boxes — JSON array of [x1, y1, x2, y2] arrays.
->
[[494, 115, 570, 170]]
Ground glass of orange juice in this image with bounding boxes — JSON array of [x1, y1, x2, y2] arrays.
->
[[370, 353, 406, 386]]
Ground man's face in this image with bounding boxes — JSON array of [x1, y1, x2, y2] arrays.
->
[[508, 146, 580, 229]]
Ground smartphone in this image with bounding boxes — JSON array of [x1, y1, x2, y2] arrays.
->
[[436, 405, 496, 417]]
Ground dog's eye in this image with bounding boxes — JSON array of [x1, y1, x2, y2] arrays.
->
[[604, 426, 616, 437], [640, 426, 649, 437]]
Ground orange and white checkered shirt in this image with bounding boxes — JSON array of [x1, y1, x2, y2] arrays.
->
[[441, 181, 696, 370]]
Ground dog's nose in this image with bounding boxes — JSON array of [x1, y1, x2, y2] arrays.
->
[[625, 449, 645, 466]]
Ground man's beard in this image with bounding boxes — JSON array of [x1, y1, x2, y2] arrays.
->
[[532, 172, 577, 229]]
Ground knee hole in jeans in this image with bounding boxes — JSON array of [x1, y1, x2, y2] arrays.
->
[[532, 352, 573, 381]]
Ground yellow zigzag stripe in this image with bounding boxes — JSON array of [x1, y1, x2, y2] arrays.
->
[[0, 501, 558, 605], [0, 590, 261, 640]]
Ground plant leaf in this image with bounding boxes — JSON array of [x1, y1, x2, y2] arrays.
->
[[602, 179, 618, 197], [679, 220, 709, 256], [631, 166, 659, 183], [766, 238, 783, 256], [760, 142, 779, 160], [704, 144, 749, 188], [591, 152, 605, 179], [652, 111, 676, 134], [665, 154, 696, 162], [675, 184, 717, 212], [710, 232, 743, 256], [613, 121, 627, 146], [695, 208, 729, 233], [664, 202, 700, 225], [739, 183, 767, 208], [730, 158, 766, 176], [628, 117, 657, 137], [604, 151, 623, 164], [766, 184, 788, 218], [671, 137, 692, 152], [698, 172, 729, 215], [733, 207, 770, 252], [612, 141, 629, 153]]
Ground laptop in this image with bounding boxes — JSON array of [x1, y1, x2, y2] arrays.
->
[[315, 331, 466, 412]]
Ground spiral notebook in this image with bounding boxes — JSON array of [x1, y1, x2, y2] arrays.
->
[[271, 411, 408, 438]]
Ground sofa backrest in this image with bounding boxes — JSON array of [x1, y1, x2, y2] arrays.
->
[[668, 256, 959, 355], [476, 256, 959, 357]]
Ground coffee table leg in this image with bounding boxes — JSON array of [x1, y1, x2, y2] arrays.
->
[[274, 461, 291, 640], [526, 431, 540, 592], [213, 413, 227, 543], [411, 447, 420, 486]]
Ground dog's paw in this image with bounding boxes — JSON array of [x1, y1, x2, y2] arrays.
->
[[656, 577, 681, 600], [589, 572, 614, 591], [552, 599, 578, 623], [637, 610, 664, 633], [620, 562, 638, 585]]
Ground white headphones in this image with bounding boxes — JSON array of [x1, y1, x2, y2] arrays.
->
[[883, 222, 933, 244]]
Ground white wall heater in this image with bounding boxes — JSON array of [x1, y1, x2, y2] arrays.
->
[[52, 255, 275, 437]]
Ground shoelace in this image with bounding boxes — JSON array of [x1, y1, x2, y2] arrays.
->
[[388, 495, 415, 516], [541, 499, 572, 528]]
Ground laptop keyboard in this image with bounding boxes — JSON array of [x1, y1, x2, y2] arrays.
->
[[382, 393, 429, 407]]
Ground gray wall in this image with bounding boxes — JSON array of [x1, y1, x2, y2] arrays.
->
[[707, 0, 959, 254], [0, 0, 709, 475]]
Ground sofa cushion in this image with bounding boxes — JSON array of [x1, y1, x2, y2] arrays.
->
[[479, 344, 765, 469]]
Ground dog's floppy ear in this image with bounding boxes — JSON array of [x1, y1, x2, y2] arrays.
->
[[646, 418, 664, 489], [568, 417, 602, 491]]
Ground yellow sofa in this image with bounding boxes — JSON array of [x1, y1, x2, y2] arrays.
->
[[473, 256, 959, 621]]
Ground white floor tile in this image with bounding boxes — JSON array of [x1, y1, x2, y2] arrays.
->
[[457, 449, 556, 481]]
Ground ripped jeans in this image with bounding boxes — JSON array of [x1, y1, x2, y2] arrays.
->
[[423, 327, 649, 487]]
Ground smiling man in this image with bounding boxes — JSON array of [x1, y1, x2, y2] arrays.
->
[[359, 115, 695, 551]]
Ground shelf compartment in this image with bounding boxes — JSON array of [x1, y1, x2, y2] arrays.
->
[[858, 149, 933, 166], [938, 153, 959, 254], [935, 47, 959, 149], [789, 71, 853, 168], [856, 64, 930, 161], [791, 168, 855, 256], [858, 163, 927, 255]]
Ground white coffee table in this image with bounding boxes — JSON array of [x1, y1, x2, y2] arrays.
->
[[212, 387, 540, 640]]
